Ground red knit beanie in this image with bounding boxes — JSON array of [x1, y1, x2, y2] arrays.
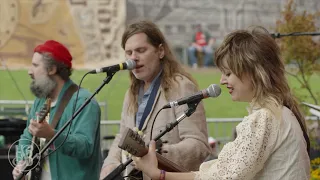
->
[[34, 40, 72, 68]]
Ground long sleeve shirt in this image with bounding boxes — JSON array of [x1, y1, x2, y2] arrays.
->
[[195, 105, 310, 180]]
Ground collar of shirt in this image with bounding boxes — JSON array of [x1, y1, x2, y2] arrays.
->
[[49, 79, 73, 108], [138, 68, 163, 104], [135, 68, 163, 127]]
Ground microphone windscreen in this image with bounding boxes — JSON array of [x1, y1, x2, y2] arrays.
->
[[125, 59, 136, 70], [207, 84, 221, 98]]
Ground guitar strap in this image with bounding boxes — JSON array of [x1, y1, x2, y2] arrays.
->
[[27, 84, 78, 180], [50, 84, 78, 129], [137, 73, 162, 130]]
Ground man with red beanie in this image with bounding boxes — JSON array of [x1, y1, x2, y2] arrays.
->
[[12, 40, 102, 180]]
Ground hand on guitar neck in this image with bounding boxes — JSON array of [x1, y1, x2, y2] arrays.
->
[[28, 120, 55, 140], [118, 127, 188, 172], [28, 99, 54, 140]]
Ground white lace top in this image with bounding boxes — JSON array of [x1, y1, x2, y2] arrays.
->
[[194, 106, 310, 180]]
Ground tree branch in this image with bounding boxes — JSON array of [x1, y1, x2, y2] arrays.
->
[[297, 59, 318, 105], [286, 70, 304, 85]]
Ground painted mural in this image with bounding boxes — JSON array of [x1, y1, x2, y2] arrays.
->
[[1, 0, 319, 69], [0, 0, 126, 69]]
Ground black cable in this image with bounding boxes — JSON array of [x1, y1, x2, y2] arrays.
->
[[149, 107, 165, 141], [103, 103, 198, 180], [0, 56, 30, 115], [271, 32, 320, 38], [41, 72, 89, 159]]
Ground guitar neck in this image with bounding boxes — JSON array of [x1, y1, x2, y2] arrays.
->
[[156, 153, 188, 172], [31, 114, 41, 148], [32, 115, 43, 145], [29, 101, 51, 158], [118, 127, 188, 172]]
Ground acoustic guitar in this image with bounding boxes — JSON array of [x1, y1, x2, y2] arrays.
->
[[118, 127, 188, 173]]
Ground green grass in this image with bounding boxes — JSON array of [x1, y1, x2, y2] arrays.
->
[[0, 69, 251, 119], [1, 69, 320, 139]]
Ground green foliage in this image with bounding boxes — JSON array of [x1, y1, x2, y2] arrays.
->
[[276, 0, 320, 162], [0, 69, 320, 141], [276, 0, 320, 105]]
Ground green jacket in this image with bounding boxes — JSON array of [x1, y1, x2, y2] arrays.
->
[[17, 80, 102, 180]]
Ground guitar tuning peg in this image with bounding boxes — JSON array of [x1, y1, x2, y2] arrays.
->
[[127, 150, 133, 157], [132, 149, 138, 156], [128, 130, 134, 138], [138, 139, 144, 145], [137, 131, 143, 136], [124, 151, 129, 156], [132, 127, 139, 132]]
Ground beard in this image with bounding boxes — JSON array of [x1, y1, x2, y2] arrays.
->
[[30, 75, 57, 98]]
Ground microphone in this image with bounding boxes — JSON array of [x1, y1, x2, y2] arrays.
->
[[89, 59, 136, 74], [162, 84, 221, 109]]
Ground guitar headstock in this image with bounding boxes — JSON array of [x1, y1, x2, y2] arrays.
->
[[118, 128, 189, 172], [37, 98, 51, 123], [118, 127, 148, 157]]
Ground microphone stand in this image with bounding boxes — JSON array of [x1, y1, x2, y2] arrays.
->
[[103, 102, 199, 180], [16, 71, 117, 180], [271, 32, 320, 38]]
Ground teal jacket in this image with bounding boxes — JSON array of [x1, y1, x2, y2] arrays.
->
[[17, 80, 102, 180]]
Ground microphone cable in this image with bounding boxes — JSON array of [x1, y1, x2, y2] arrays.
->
[[0, 56, 30, 115], [149, 107, 165, 141], [41, 72, 90, 159]]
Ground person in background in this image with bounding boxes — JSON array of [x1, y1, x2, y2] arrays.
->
[[188, 24, 213, 69], [132, 26, 310, 180]]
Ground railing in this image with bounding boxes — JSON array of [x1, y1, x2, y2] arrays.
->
[[2, 100, 319, 153], [99, 118, 242, 151], [0, 100, 108, 120], [100, 116, 319, 152]]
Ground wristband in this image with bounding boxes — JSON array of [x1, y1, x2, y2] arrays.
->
[[159, 169, 166, 180]]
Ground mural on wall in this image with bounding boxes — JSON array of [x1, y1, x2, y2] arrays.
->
[[69, 0, 126, 68], [0, 0, 125, 69]]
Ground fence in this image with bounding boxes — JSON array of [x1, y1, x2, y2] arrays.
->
[[0, 100, 108, 120], [1, 100, 319, 153], [100, 116, 319, 152], [100, 118, 242, 152]]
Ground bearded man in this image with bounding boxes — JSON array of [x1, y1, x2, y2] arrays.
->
[[12, 40, 102, 180]]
